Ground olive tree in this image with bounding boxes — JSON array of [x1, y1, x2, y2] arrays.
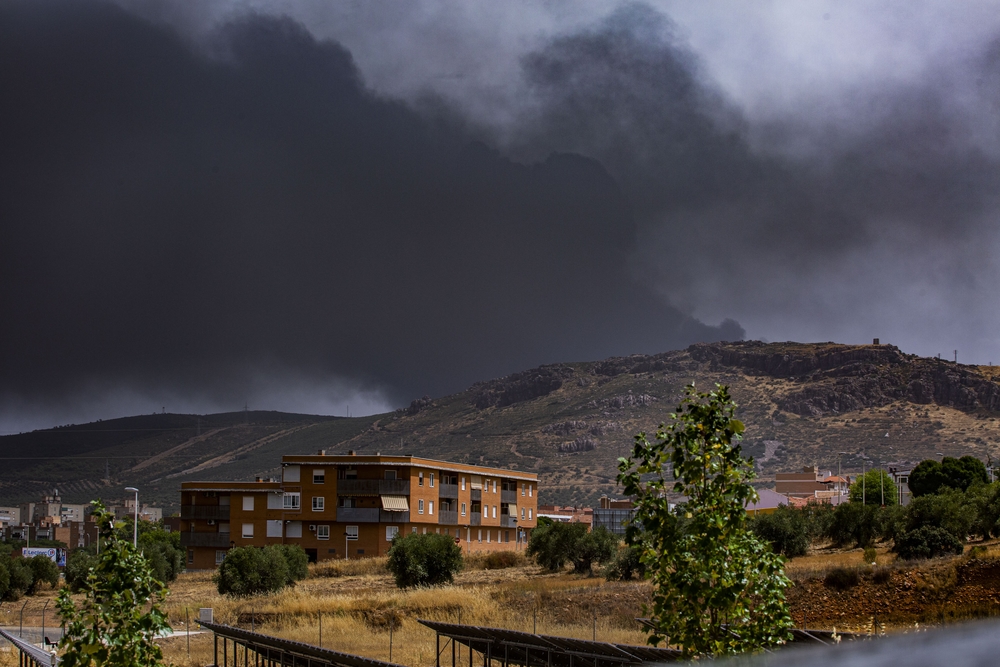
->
[[618, 384, 792, 659]]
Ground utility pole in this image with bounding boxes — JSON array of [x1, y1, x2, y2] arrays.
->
[[954, 350, 958, 363]]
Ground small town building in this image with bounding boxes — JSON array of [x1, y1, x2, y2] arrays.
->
[[179, 452, 538, 570]]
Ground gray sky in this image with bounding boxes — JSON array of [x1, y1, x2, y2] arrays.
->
[[4, 0, 1000, 432]]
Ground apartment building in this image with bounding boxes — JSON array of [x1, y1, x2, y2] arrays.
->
[[179, 452, 539, 570]]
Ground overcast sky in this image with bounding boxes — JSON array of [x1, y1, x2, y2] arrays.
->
[[4, 0, 1000, 432]]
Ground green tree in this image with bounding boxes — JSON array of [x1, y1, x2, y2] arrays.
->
[[909, 456, 989, 496], [894, 525, 964, 560], [0, 559, 10, 600], [215, 546, 290, 597], [386, 532, 463, 588], [275, 544, 310, 582], [618, 384, 792, 659], [57, 501, 170, 667], [65, 549, 99, 593], [26, 555, 60, 594], [904, 489, 976, 542], [749, 505, 810, 557], [527, 522, 618, 574], [2, 558, 34, 601], [849, 469, 899, 506], [824, 502, 902, 548]]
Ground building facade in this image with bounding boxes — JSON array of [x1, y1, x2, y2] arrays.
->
[[179, 452, 539, 570]]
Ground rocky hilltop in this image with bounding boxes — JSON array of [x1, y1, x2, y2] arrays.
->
[[4, 341, 999, 509]]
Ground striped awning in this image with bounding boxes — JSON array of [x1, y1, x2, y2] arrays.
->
[[380, 495, 409, 511]]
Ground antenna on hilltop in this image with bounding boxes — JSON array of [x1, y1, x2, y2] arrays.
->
[[244, 402, 249, 425], [954, 350, 958, 364]]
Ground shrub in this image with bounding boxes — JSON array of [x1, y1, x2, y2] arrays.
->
[[215, 546, 290, 597], [26, 555, 60, 594], [872, 566, 893, 585], [863, 546, 877, 565], [3, 559, 34, 601], [276, 544, 309, 582], [749, 506, 810, 557], [894, 525, 964, 560], [480, 551, 523, 570], [0, 559, 9, 600], [904, 489, 975, 542], [138, 528, 185, 583], [825, 502, 900, 548], [823, 567, 860, 591], [604, 544, 645, 581], [386, 532, 463, 588], [65, 550, 98, 593]]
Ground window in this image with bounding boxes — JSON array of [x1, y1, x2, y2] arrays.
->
[[283, 465, 300, 483], [492, 505, 497, 518], [492, 480, 497, 493], [528, 509, 533, 520], [412, 527, 417, 533], [461, 502, 467, 516], [461, 477, 466, 491], [267, 520, 283, 537], [345, 467, 357, 479], [216, 550, 227, 565], [422, 527, 427, 534], [242, 495, 254, 511], [477, 529, 482, 543], [418, 499, 424, 514], [267, 493, 283, 510], [484, 478, 490, 491], [505, 530, 510, 543], [385, 470, 397, 480], [418, 472, 424, 486], [312, 496, 325, 511], [283, 492, 301, 510], [529, 485, 533, 497], [286, 521, 303, 538], [487, 530, 491, 543], [429, 501, 434, 515], [346, 525, 359, 540], [386, 526, 399, 541], [242, 523, 254, 538], [317, 525, 330, 540], [430, 472, 435, 487], [521, 507, 525, 520], [313, 470, 325, 484], [521, 483, 526, 496], [339, 497, 355, 508], [188, 550, 195, 565], [218, 522, 230, 533]]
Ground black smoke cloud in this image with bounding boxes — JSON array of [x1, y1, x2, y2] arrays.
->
[[0, 1, 743, 428]]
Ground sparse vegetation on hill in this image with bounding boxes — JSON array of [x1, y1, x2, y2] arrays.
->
[[6, 341, 1000, 509]]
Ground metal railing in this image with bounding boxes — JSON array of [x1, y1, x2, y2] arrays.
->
[[180, 505, 231, 521], [438, 483, 459, 499], [470, 512, 481, 526], [501, 490, 517, 503], [180, 532, 232, 548], [336, 480, 410, 496], [438, 510, 458, 525], [470, 489, 482, 501], [500, 515, 518, 528], [336, 508, 380, 523], [379, 510, 409, 523], [0, 627, 58, 666]]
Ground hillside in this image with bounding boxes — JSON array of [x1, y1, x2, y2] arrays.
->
[[4, 341, 1000, 511]]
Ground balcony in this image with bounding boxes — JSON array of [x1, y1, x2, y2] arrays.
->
[[180, 532, 232, 548], [500, 515, 518, 528], [336, 479, 410, 496], [181, 505, 231, 521], [439, 510, 458, 525], [501, 490, 517, 503], [336, 507, 380, 523], [379, 510, 410, 523], [470, 489, 482, 502], [470, 512, 481, 526], [439, 483, 459, 499]]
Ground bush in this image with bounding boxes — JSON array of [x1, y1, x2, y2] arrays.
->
[[215, 546, 290, 597], [3, 559, 34, 601], [894, 525, 964, 560], [26, 555, 60, 594], [604, 544, 645, 581], [825, 502, 902, 548], [527, 522, 618, 574], [480, 551, 522, 570], [0, 560, 9, 600], [275, 544, 310, 582], [65, 550, 98, 593], [872, 566, 893, 585], [386, 532, 463, 588], [138, 528, 185, 583], [863, 546, 877, 565], [749, 506, 810, 557], [904, 489, 976, 542], [823, 567, 860, 591]]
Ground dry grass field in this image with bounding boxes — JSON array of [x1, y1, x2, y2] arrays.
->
[[4, 542, 1000, 667]]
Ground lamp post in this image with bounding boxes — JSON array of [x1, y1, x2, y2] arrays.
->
[[125, 487, 139, 548]]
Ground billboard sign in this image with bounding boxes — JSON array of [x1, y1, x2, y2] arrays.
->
[[22, 547, 66, 566]]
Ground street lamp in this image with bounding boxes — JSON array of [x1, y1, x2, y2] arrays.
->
[[125, 487, 139, 548]]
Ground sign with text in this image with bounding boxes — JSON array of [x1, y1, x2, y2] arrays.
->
[[22, 547, 66, 566]]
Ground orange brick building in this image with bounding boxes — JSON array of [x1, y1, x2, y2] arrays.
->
[[180, 452, 538, 570]]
